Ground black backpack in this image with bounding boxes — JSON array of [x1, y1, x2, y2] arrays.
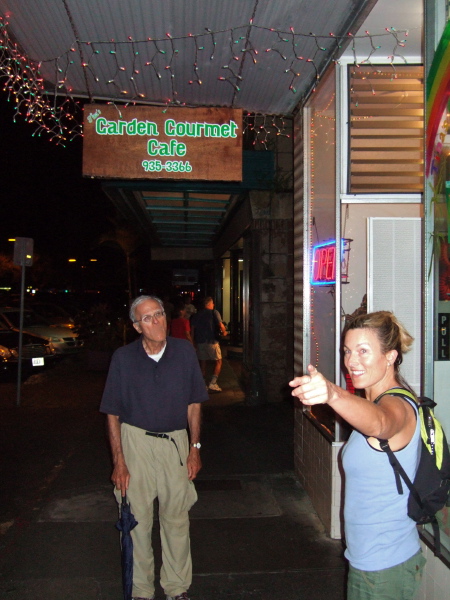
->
[[375, 388, 450, 557]]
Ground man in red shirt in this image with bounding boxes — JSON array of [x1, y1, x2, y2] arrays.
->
[[170, 306, 193, 344]]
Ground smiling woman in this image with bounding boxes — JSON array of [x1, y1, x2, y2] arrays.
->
[[289, 311, 424, 600], [343, 328, 402, 400]]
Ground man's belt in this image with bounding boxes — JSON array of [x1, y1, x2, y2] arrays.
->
[[145, 431, 183, 465]]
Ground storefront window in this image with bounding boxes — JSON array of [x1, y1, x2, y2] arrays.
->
[[430, 109, 450, 561], [221, 245, 244, 346], [424, 15, 450, 559]]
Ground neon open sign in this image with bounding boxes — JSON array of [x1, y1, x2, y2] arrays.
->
[[311, 239, 352, 286], [312, 241, 337, 285]]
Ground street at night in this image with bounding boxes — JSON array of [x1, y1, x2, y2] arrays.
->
[[1, 2, 447, 599], [0, 357, 345, 600]]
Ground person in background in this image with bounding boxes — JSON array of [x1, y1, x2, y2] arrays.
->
[[162, 295, 175, 331], [183, 295, 197, 320], [100, 295, 208, 600], [289, 311, 425, 600], [170, 305, 193, 344], [190, 296, 227, 392]]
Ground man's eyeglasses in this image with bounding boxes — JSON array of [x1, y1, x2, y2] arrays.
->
[[135, 310, 166, 324]]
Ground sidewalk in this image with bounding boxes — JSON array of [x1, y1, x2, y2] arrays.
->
[[0, 353, 346, 600]]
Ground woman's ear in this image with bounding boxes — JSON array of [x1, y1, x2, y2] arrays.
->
[[387, 349, 398, 365]]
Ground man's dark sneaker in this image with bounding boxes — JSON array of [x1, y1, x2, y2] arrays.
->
[[166, 593, 190, 600]]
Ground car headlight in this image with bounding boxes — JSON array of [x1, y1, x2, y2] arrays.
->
[[0, 345, 12, 359]]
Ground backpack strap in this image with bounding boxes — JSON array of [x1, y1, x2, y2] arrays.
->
[[375, 388, 423, 508], [377, 438, 424, 511], [383, 391, 444, 467], [376, 387, 418, 407], [430, 516, 443, 558]]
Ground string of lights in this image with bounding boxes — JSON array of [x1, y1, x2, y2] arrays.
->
[[309, 114, 320, 367], [0, 15, 411, 146]]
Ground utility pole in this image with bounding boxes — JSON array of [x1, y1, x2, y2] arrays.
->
[[12, 237, 34, 407]]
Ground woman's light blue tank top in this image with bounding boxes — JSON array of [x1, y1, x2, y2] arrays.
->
[[341, 394, 421, 571]]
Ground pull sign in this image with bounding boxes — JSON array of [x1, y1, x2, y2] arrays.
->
[[13, 237, 34, 267], [438, 313, 450, 360]]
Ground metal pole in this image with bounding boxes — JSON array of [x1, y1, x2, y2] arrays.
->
[[16, 263, 25, 407]]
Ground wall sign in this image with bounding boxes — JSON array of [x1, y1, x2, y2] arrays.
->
[[83, 105, 243, 181], [312, 241, 336, 285], [311, 239, 352, 285], [438, 313, 450, 360]]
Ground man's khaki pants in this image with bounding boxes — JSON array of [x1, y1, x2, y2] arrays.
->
[[115, 423, 198, 598]]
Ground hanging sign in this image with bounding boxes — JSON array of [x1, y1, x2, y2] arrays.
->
[[311, 239, 352, 285], [83, 105, 243, 181], [311, 241, 337, 285]]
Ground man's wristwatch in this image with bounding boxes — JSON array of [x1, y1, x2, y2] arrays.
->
[[190, 442, 201, 449]]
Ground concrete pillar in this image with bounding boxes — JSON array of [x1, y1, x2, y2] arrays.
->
[[247, 191, 294, 403]]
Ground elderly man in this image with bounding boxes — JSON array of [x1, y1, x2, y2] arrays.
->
[[100, 295, 208, 600]]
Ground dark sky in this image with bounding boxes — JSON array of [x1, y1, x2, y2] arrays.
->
[[0, 94, 114, 262]]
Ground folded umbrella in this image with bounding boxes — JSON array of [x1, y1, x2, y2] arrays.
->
[[115, 493, 139, 600]]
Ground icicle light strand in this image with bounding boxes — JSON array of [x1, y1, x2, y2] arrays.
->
[[0, 16, 411, 145]]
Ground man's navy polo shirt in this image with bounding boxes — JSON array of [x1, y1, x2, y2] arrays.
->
[[99, 336, 208, 432]]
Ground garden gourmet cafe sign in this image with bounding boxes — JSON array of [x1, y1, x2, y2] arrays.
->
[[82, 105, 243, 181]]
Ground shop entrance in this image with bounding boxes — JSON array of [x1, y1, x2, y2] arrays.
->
[[221, 244, 244, 348]]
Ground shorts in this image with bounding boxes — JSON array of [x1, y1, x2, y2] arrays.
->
[[196, 342, 222, 361], [347, 550, 426, 600]]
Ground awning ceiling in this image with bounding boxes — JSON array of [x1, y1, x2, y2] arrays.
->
[[0, 0, 422, 249], [101, 182, 248, 249], [140, 190, 231, 248], [0, 0, 383, 115]]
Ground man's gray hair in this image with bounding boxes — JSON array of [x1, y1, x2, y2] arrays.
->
[[129, 295, 164, 322]]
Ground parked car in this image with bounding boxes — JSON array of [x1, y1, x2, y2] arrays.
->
[[27, 301, 75, 329], [0, 307, 83, 355], [0, 323, 55, 378], [3, 296, 78, 329]]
